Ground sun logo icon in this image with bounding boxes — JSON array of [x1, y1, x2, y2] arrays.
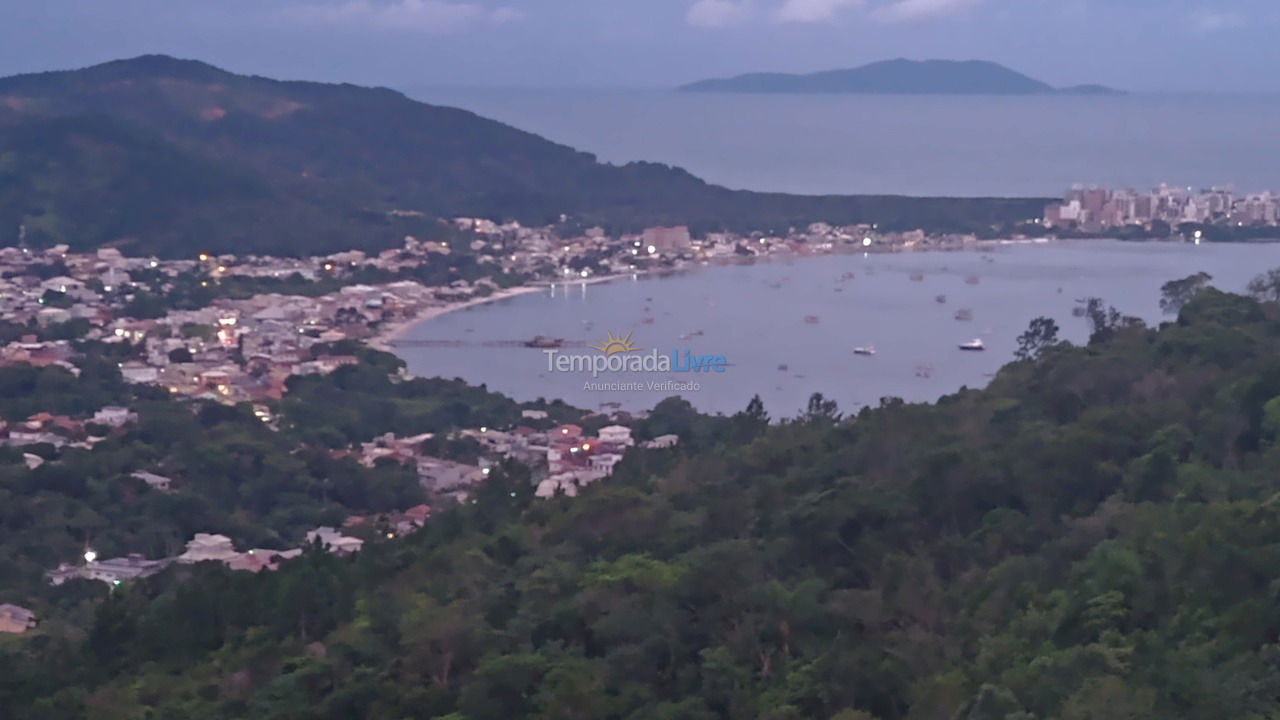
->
[[590, 331, 640, 356]]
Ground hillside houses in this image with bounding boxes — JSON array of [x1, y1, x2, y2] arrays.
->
[[0, 604, 36, 634]]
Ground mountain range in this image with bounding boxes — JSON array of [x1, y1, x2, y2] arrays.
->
[[681, 59, 1121, 95], [0, 56, 1047, 257]]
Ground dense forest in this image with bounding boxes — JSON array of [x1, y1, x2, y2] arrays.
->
[[6, 282, 1280, 718], [0, 56, 1049, 257]]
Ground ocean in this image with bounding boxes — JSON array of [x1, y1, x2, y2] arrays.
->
[[402, 88, 1280, 198]]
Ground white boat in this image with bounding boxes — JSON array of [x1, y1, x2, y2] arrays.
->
[[853, 346, 877, 356], [959, 339, 986, 351]]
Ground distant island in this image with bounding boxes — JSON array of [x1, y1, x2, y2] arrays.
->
[[680, 59, 1122, 95]]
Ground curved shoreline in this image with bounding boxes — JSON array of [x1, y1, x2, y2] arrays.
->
[[370, 236, 1191, 357], [368, 285, 548, 352]]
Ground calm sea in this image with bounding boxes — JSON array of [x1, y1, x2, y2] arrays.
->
[[395, 240, 1280, 418], [402, 88, 1280, 197]]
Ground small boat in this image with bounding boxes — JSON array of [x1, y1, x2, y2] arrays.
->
[[965, 275, 980, 285], [641, 317, 655, 324], [679, 330, 705, 340], [839, 272, 856, 282], [910, 273, 924, 282], [935, 295, 947, 304], [777, 364, 789, 372], [804, 315, 820, 324], [916, 363, 934, 379], [853, 346, 877, 356], [959, 339, 986, 352], [955, 309, 973, 322], [525, 335, 565, 349]]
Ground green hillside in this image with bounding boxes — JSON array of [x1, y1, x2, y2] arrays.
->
[[0, 56, 1048, 257]]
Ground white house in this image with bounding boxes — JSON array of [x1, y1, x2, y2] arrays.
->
[[597, 425, 634, 447], [178, 534, 240, 564], [131, 471, 173, 491], [93, 406, 137, 428], [0, 604, 36, 634], [589, 453, 625, 476], [642, 434, 680, 449], [306, 527, 364, 555]]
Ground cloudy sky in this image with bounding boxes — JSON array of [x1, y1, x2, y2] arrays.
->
[[2, 0, 1275, 91]]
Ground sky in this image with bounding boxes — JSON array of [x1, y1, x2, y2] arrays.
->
[[1, 0, 1276, 92]]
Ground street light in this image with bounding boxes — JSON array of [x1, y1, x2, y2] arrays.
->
[[83, 550, 97, 563]]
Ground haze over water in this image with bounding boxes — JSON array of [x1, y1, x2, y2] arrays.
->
[[397, 241, 1280, 418], [405, 89, 1280, 197]]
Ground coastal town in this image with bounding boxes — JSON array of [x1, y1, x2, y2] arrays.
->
[[1044, 183, 1280, 231], [0, 204, 1250, 633]]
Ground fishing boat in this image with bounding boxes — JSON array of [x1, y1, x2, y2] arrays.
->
[[959, 339, 986, 352], [524, 335, 565, 349], [853, 346, 877, 356]]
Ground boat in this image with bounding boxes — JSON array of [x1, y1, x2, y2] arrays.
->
[[853, 346, 877, 356], [959, 339, 986, 351], [955, 309, 973, 322], [525, 335, 565, 349], [915, 363, 934, 379], [641, 317, 655, 324], [804, 315, 820, 324], [965, 275, 980, 285], [778, 364, 789, 372], [679, 330, 705, 340], [935, 295, 947, 304], [910, 273, 924, 282]]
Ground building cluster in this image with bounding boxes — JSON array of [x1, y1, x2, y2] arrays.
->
[[45, 527, 365, 588], [1044, 184, 1280, 231], [538, 422, 678, 498]]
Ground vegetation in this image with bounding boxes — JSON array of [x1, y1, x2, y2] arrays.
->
[[0, 345, 560, 612], [0, 55, 1048, 257], [7, 285, 1280, 718]]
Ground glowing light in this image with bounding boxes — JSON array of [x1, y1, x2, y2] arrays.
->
[[198, 253, 209, 262], [84, 550, 97, 563], [581, 443, 590, 451], [863, 237, 872, 247], [647, 245, 657, 255]]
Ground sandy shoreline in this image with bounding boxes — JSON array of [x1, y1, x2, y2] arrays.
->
[[368, 285, 547, 351]]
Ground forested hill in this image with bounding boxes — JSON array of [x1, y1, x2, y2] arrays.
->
[[0, 56, 1047, 257], [10, 283, 1280, 719]]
